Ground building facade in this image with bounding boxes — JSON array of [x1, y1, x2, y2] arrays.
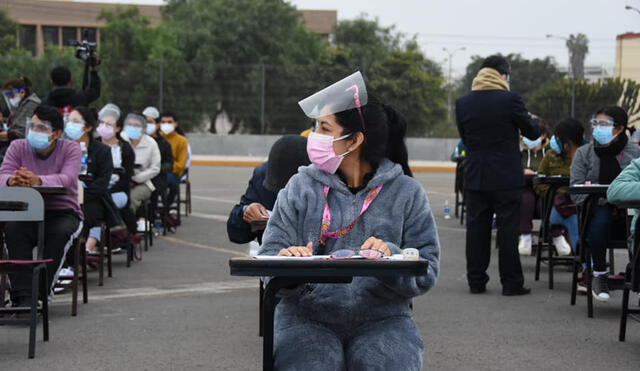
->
[[1, 0, 337, 57], [615, 33, 640, 84]]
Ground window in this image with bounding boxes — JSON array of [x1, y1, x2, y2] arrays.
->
[[80, 28, 97, 43], [62, 27, 78, 47], [19, 25, 36, 55], [43, 26, 60, 46]]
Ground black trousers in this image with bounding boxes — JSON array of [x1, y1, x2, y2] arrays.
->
[[465, 189, 525, 290], [5, 210, 81, 299]]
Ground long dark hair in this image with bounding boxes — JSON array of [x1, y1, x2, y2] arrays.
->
[[595, 105, 636, 136], [73, 106, 97, 133], [335, 95, 412, 177]]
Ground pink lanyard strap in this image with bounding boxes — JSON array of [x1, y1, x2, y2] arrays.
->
[[319, 185, 383, 245]]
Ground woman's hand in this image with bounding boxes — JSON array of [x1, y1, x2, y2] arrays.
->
[[524, 168, 537, 176], [360, 237, 391, 257], [278, 242, 313, 257]]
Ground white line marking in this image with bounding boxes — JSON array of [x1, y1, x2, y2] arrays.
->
[[192, 195, 238, 204], [190, 212, 229, 222], [52, 279, 258, 304], [160, 235, 248, 256]]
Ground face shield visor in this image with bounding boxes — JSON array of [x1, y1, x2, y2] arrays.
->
[[298, 71, 368, 130]]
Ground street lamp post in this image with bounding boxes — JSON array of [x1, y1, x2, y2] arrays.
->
[[546, 34, 576, 118], [626, 5, 640, 15], [443, 47, 466, 123]]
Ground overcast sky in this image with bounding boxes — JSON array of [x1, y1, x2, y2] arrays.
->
[[76, 0, 640, 77]]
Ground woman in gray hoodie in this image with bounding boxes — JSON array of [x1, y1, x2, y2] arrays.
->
[[259, 73, 440, 371]]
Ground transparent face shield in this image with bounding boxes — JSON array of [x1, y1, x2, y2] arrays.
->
[[298, 71, 368, 129], [124, 113, 147, 130]]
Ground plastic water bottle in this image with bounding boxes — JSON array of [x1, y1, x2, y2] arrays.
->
[[444, 200, 452, 220], [80, 142, 88, 175]]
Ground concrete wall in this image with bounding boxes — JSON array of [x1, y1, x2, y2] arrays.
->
[[186, 134, 459, 161]]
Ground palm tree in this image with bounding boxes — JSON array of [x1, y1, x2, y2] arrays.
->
[[566, 33, 589, 80]]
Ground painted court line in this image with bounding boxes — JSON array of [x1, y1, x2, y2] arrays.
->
[[160, 235, 248, 256], [53, 279, 257, 304], [190, 212, 229, 222], [192, 195, 238, 204]]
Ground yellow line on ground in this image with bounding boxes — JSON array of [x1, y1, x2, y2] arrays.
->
[[160, 235, 248, 256], [192, 159, 456, 173]]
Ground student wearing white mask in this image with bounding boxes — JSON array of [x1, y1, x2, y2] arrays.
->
[[143, 106, 174, 218], [2, 76, 41, 142], [159, 111, 189, 208]]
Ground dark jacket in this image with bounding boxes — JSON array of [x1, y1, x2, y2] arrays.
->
[[7, 93, 41, 141], [41, 70, 101, 109], [455, 90, 542, 191], [151, 134, 174, 191], [227, 162, 278, 244], [85, 138, 113, 202], [105, 138, 136, 195]]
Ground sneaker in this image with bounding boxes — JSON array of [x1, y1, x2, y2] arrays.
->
[[111, 247, 124, 254], [592, 274, 610, 302], [518, 234, 532, 256], [552, 236, 572, 256], [86, 248, 101, 256], [577, 281, 587, 294], [58, 267, 74, 278]]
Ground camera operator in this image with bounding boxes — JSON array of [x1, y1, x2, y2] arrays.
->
[[42, 64, 101, 114]]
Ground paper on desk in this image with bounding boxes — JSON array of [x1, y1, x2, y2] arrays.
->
[[254, 254, 405, 261]]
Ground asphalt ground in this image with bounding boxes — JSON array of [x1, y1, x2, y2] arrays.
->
[[2, 166, 640, 370]]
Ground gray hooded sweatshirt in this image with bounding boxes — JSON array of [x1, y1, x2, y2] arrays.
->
[[259, 158, 440, 326]]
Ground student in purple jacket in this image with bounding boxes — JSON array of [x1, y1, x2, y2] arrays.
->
[[0, 105, 83, 307]]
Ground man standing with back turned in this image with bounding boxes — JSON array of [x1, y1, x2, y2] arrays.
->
[[456, 55, 542, 296]]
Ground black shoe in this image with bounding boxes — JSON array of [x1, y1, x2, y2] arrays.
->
[[502, 287, 531, 296], [470, 286, 486, 294]]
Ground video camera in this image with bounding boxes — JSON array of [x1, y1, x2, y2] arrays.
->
[[69, 30, 99, 68]]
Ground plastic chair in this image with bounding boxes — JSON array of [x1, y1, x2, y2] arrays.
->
[[0, 187, 50, 359]]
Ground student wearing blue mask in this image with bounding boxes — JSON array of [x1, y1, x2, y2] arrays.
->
[[518, 125, 549, 255], [122, 113, 161, 229], [63, 107, 116, 257], [571, 106, 640, 301], [534, 119, 585, 256]]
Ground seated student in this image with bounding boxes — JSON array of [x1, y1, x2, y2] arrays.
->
[[93, 104, 136, 238], [159, 111, 189, 207], [2, 76, 41, 141], [122, 113, 161, 231], [0, 105, 83, 306], [259, 74, 439, 370], [518, 125, 549, 255], [143, 107, 174, 218], [571, 106, 640, 301], [63, 107, 114, 255], [227, 135, 310, 246], [534, 118, 584, 256]]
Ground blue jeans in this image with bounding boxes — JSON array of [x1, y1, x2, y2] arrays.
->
[[549, 206, 579, 251], [586, 204, 614, 272], [274, 315, 423, 370]]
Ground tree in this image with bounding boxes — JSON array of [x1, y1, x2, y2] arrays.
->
[[0, 9, 17, 53], [458, 53, 564, 101], [528, 78, 640, 128], [98, 6, 160, 115], [163, 0, 326, 133], [368, 48, 447, 137], [566, 33, 589, 80]]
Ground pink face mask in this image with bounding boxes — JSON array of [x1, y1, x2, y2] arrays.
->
[[306, 131, 352, 174], [97, 123, 115, 140]]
